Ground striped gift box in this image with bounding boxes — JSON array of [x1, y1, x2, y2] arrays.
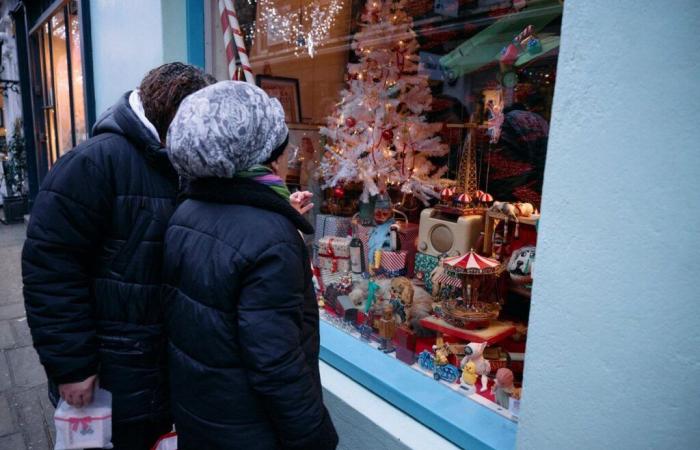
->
[[376, 251, 408, 278]]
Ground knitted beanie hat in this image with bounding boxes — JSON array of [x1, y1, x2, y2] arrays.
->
[[166, 80, 289, 179]]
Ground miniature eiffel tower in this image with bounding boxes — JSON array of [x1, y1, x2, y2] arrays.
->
[[457, 130, 478, 196]]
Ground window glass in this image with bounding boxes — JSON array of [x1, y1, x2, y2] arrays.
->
[[68, 9, 86, 144], [208, 0, 562, 424], [50, 9, 73, 156]]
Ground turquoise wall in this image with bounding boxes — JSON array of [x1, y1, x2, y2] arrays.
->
[[517, 1, 700, 448], [90, 0, 190, 115]]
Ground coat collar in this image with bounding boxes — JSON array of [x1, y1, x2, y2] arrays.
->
[[185, 178, 315, 235]]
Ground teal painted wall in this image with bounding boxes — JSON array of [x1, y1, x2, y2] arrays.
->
[[517, 1, 700, 449], [162, 0, 188, 64]]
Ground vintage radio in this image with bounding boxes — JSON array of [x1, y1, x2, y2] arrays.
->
[[417, 208, 483, 257]]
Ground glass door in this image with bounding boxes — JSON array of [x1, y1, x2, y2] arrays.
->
[[29, 1, 87, 170]]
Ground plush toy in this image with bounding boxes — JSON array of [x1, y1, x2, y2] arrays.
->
[[461, 360, 478, 385], [390, 278, 414, 308], [432, 342, 452, 366], [507, 245, 535, 284], [461, 342, 491, 392], [405, 285, 435, 337], [348, 279, 369, 308], [514, 202, 534, 217], [491, 368, 515, 409]]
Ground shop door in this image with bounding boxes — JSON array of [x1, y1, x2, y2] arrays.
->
[[29, 1, 87, 174]]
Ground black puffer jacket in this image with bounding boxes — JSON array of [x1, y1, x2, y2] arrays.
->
[[162, 178, 338, 450], [22, 92, 177, 424]]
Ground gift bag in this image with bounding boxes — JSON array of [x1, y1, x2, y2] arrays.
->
[[151, 431, 178, 450], [414, 252, 439, 292], [54, 388, 113, 450], [375, 251, 408, 278]]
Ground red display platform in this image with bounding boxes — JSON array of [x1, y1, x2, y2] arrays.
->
[[419, 316, 516, 345]]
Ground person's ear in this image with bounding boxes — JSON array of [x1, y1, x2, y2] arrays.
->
[[270, 160, 280, 174]]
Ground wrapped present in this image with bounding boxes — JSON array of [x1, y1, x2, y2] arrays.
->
[[314, 214, 353, 265], [414, 252, 439, 292], [375, 250, 408, 278], [392, 222, 419, 253], [319, 269, 361, 287], [318, 237, 352, 273]]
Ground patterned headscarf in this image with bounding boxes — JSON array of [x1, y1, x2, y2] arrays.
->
[[166, 81, 289, 180]]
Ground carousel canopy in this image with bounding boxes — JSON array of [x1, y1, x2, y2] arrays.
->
[[443, 250, 504, 275]]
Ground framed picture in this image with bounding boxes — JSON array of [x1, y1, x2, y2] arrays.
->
[[256, 75, 302, 123]]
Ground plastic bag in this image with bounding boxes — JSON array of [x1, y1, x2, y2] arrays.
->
[[151, 431, 177, 450], [54, 388, 113, 449]]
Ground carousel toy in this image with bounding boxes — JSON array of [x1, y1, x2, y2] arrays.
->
[[438, 249, 505, 328]]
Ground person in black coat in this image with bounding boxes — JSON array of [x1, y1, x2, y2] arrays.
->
[[162, 81, 338, 450], [22, 63, 214, 450]]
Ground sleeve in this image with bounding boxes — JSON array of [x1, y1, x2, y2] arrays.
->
[[237, 241, 338, 450], [21, 150, 112, 384]]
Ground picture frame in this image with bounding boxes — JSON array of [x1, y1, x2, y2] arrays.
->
[[256, 75, 302, 123]]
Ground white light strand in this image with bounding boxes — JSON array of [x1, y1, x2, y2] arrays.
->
[[257, 0, 343, 57]]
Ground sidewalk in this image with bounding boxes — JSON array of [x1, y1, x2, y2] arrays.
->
[[0, 222, 55, 450]]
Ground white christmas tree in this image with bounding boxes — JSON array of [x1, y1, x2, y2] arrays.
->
[[320, 0, 448, 203]]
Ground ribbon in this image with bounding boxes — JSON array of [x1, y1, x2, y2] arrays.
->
[[319, 238, 350, 273]]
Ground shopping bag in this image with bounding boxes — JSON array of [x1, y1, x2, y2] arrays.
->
[[151, 431, 178, 450], [54, 388, 113, 450]]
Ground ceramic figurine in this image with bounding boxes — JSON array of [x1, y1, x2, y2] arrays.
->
[[377, 303, 396, 353], [432, 342, 452, 366], [491, 368, 515, 409], [461, 342, 491, 392], [461, 360, 478, 385]]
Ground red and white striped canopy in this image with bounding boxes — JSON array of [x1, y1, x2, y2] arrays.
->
[[443, 250, 504, 275], [457, 193, 472, 204]]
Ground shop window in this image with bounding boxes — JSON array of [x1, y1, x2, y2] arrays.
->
[[29, 1, 87, 169], [206, 0, 561, 440]]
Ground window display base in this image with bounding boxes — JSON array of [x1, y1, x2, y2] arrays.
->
[[319, 317, 518, 450]]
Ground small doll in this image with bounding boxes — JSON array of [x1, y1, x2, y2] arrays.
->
[[491, 368, 515, 409], [432, 342, 452, 366], [389, 277, 414, 324], [461, 342, 491, 392], [377, 303, 396, 353]]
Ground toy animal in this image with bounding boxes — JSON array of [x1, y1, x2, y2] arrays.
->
[[461, 342, 491, 392], [507, 246, 535, 284], [406, 286, 435, 337], [461, 360, 478, 385], [491, 368, 515, 409]]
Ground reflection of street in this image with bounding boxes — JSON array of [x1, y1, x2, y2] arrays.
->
[[0, 223, 55, 449]]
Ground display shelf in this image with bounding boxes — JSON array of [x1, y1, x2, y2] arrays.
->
[[420, 316, 517, 345], [319, 313, 518, 450]]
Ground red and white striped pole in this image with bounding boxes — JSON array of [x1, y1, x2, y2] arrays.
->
[[218, 0, 255, 84]]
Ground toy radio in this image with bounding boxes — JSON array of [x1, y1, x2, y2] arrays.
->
[[418, 208, 483, 257]]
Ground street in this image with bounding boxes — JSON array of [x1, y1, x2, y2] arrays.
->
[[0, 223, 55, 450]]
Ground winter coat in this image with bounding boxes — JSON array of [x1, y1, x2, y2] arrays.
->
[[162, 177, 338, 450], [22, 92, 177, 424]]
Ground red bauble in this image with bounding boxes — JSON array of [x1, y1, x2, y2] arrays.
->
[[345, 117, 357, 128], [332, 186, 346, 199], [382, 129, 394, 141]]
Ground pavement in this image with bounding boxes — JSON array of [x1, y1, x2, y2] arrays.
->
[[0, 222, 55, 450]]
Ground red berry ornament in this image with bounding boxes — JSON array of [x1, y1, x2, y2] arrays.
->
[[382, 129, 394, 141], [345, 117, 357, 128], [332, 186, 346, 198]]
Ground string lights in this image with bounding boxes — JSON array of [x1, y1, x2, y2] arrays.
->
[[256, 0, 344, 57]]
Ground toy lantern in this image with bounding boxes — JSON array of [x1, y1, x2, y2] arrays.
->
[[440, 187, 455, 203], [456, 193, 472, 206], [440, 249, 505, 327]]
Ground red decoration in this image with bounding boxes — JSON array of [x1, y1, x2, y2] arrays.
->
[[479, 192, 494, 203], [457, 193, 472, 205], [382, 129, 394, 141], [440, 187, 455, 203], [333, 186, 346, 198], [345, 117, 357, 128]]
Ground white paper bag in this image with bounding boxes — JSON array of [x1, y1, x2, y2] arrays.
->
[[54, 388, 113, 449], [151, 432, 178, 450]]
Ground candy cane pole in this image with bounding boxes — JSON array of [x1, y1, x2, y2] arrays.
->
[[220, 0, 255, 84], [218, 0, 237, 79]]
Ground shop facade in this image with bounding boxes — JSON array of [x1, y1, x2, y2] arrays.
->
[[7, 0, 699, 449]]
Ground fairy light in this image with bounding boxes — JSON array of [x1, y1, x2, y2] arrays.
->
[[257, 0, 343, 58]]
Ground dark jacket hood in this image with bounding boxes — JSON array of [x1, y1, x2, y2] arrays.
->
[[92, 91, 175, 178], [186, 177, 315, 235]]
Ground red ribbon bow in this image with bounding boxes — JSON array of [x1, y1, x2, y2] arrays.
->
[[68, 417, 93, 432]]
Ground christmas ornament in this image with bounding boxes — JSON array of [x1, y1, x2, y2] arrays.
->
[[345, 117, 357, 128], [332, 186, 346, 198], [382, 129, 394, 141]]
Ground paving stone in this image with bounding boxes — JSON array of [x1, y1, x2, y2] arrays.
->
[[0, 393, 16, 437], [0, 433, 26, 450], [7, 347, 46, 388], [12, 386, 53, 450], [11, 318, 32, 348], [0, 322, 15, 349], [0, 353, 11, 392], [0, 302, 25, 321]]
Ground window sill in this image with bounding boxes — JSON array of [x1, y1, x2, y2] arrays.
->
[[319, 320, 518, 450]]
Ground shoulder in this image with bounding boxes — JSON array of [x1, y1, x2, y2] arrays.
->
[[169, 200, 304, 260]]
